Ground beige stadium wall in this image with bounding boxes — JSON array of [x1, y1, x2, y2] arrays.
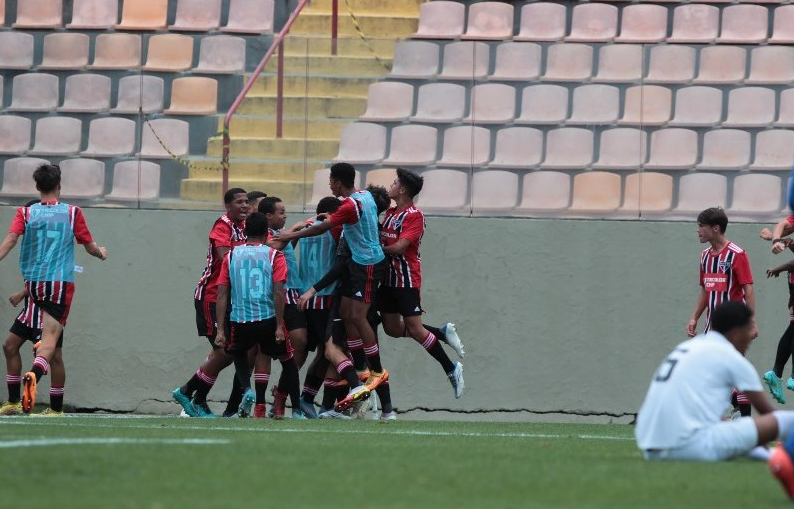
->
[[0, 206, 789, 422]]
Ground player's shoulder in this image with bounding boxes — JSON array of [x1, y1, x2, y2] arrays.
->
[[726, 242, 746, 254]]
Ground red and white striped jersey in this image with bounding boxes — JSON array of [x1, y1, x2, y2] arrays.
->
[[194, 214, 246, 303], [699, 242, 753, 330], [381, 204, 425, 289]]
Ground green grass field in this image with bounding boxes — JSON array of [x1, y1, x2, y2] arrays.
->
[[0, 417, 789, 509]]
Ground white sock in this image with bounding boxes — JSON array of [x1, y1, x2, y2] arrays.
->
[[747, 445, 772, 462], [774, 410, 794, 441]]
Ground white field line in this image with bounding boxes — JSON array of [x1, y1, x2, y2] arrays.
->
[[0, 437, 230, 449]]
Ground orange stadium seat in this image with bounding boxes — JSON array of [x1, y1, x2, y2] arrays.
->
[[165, 77, 218, 115], [389, 41, 439, 79], [668, 86, 723, 127], [221, 0, 274, 34], [115, 0, 167, 31], [437, 125, 491, 168], [0, 116, 32, 155], [170, 0, 222, 32], [112, 75, 165, 114], [746, 47, 794, 84], [565, 3, 618, 43], [471, 170, 519, 212], [696, 129, 752, 170], [693, 46, 748, 84], [673, 173, 728, 214], [307, 168, 361, 207], [769, 6, 794, 44], [515, 3, 567, 42], [438, 41, 489, 80], [722, 87, 776, 127], [489, 127, 543, 170], [39, 33, 90, 70], [775, 89, 794, 127], [383, 124, 438, 167], [409, 83, 466, 124], [140, 119, 189, 159], [195, 36, 246, 74], [515, 84, 568, 125], [67, 0, 119, 30], [542, 43, 593, 82], [618, 85, 672, 126], [0, 33, 34, 69], [90, 33, 142, 70], [667, 4, 719, 43], [619, 172, 673, 213], [8, 73, 59, 112], [592, 128, 648, 170], [567, 84, 620, 125], [59, 158, 105, 199], [14, 0, 62, 29], [462, 2, 514, 40], [592, 45, 643, 83], [465, 83, 515, 124], [490, 42, 541, 81], [81, 117, 136, 157], [615, 4, 668, 43], [569, 172, 622, 213], [360, 82, 414, 122], [516, 171, 571, 212], [332, 123, 387, 165], [717, 5, 769, 44], [540, 128, 594, 170], [644, 128, 699, 170], [730, 174, 782, 214], [28, 117, 83, 156], [750, 130, 794, 171], [415, 169, 469, 212], [143, 34, 194, 72], [644, 45, 696, 84], [0, 158, 50, 197], [413, 1, 465, 39], [58, 74, 112, 113]]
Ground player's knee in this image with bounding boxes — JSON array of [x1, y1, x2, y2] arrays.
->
[[2, 338, 19, 357]]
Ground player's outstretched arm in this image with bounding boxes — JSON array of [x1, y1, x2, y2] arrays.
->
[[745, 390, 775, 415], [382, 238, 411, 256], [687, 289, 708, 337], [83, 241, 108, 261], [768, 260, 794, 277], [276, 220, 334, 243], [0, 233, 19, 263]]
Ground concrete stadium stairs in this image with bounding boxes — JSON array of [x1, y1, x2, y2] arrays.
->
[[180, 0, 423, 205]]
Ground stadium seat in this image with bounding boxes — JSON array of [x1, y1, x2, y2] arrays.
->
[[0, 158, 49, 197], [8, 73, 59, 112], [389, 40, 439, 79], [667, 86, 723, 127], [592, 128, 648, 170], [143, 34, 194, 72], [565, 3, 618, 42], [115, 0, 168, 30], [112, 75, 165, 114], [515, 84, 568, 125], [140, 119, 189, 159], [81, 117, 136, 157], [516, 171, 571, 212], [471, 170, 519, 212], [540, 128, 594, 170], [618, 85, 672, 126], [644, 45, 696, 84], [569, 172, 622, 212], [592, 45, 643, 83], [0, 116, 32, 155], [776, 89, 794, 127], [746, 47, 794, 85], [221, 0, 274, 34], [515, 3, 567, 42], [750, 130, 794, 171], [619, 172, 673, 213], [541, 44, 593, 82], [673, 173, 728, 214], [730, 174, 782, 214], [364, 168, 396, 189], [462, 2, 514, 40], [490, 42, 541, 81], [28, 117, 82, 156], [307, 168, 361, 207], [67, 0, 118, 29], [438, 41, 489, 80], [170, 0, 221, 31], [409, 83, 466, 123], [195, 36, 246, 74], [165, 77, 218, 115], [567, 84, 620, 125], [644, 128, 699, 170], [722, 87, 776, 127], [414, 169, 469, 213], [615, 4, 668, 43], [332, 123, 387, 164], [667, 4, 719, 43], [13, 0, 62, 29], [383, 124, 438, 167], [90, 33, 142, 70], [0, 33, 34, 69], [106, 161, 161, 201], [413, 1, 465, 39], [716, 5, 769, 44], [59, 158, 105, 199], [58, 74, 112, 113], [437, 125, 491, 168], [489, 127, 543, 170], [360, 82, 414, 122], [696, 129, 751, 170], [39, 33, 90, 70], [693, 46, 747, 84], [465, 83, 515, 124], [769, 6, 794, 44]]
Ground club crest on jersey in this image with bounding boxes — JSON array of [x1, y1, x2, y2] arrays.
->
[[718, 260, 732, 272]]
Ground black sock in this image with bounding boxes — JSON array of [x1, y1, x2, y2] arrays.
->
[[739, 403, 752, 417], [375, 381, 393, 414], [321, 380, 338, 410], [49, 387, 64, 412], [224, 370, 247, 414], [351, 349, 368, 372], [774, 322, 794, 377], [302, 373, 323, 403], [279, 359, 301, 411], [7, 378, 20, 403], [339, 365, 360, 387], [424, 324, 448, 344], [180, 373, 203, 398], [427, 340, 455, 373]]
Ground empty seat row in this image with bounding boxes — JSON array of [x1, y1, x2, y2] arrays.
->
[[0, 74, 217, 115], [0, 117, 189, 159], [415, 2, 794, 44], [4, 0, 273, 34], [0, 157, 161, 201], [0, 33, 247, 74], [392, 41, 794, 86], [335, 123, 794, 172]]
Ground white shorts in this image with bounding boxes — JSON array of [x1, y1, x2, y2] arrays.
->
[[643, 418, 759, 461]]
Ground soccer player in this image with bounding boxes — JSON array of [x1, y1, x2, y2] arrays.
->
[[379, 168, 464, 398], [637, 301, 794, 462], [214, 212, 304, 419], [172, 188, 249, 418], [0, 164, 107, 413], [763, 259, 794, 404]]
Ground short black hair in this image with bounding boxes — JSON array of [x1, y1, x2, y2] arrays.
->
[[396, 167, 423, 198], [330, 162, 356, 189], [244, 212, 268, 238], [258, 196, 282, 215], [317, 196, 341, 215], [711, 301, 753, 336], [224, 187, 247, 204], [367, 184, 390, 215], [697, 207, 728, 234], [33, 164, 61, 194], [247, 190, 267, 202]]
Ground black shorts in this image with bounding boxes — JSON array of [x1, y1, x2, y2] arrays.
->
[[342, 259, 386, 303], [36, 300, 70, 326], [378, 286, 423, 317], [194, 299, 231, 348], [284, 304, 307, 332], [9, 320, 64, 348], [305, 308, 331, 352], [228, 318, 292, 360]]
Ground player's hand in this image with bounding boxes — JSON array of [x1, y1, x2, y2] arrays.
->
[[275, 326, 286, 343], [298, 288, 316, 309], [760, 227, 773, 240], [8, 292, 23, 307], [767, 268, 783, 278], [97, 246, 108, 260], [274, 231, 295, 243], [214, 331, 226, 348], [686, 319, 697, 338], [773, 241, 788, 254]]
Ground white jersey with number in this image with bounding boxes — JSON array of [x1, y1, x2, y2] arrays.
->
[[635, 331, 762, 450]]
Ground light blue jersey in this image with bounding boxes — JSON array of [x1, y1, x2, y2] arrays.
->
[[19, 203, 76, 283], [271, 228, 303, 291], [228, 244, 277, 323], [298, 222, 338, 296], [342, 190, 384, 266]]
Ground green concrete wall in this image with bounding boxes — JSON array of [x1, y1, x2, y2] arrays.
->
[[0, 206, 788, 421]]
